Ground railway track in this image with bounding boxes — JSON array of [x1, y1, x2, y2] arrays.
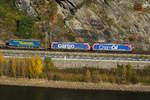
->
[[0, 47, 150, 56], [0, 48, 150, 59], [1, 48, 150, 69]]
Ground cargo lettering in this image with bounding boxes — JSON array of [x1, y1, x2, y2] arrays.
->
[[98, 45, 118, 50], [58, 44, 75, 49]]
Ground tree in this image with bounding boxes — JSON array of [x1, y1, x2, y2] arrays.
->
[[121, 67, 127, 84], [28, 56, 43, 78], [0, 53, 4, 75], [34, 56, 43, 77], [4, 58, 9, 75], [84, 69, 91, 82], [28, 56, 35, 78], [92, 70, 100, 83], [11, 57, 17, 77], [16, 16, 35, 38], [126, 64, 132, 82], [20, 58, 27, 77]]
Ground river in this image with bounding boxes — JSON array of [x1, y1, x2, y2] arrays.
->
[[0, 85, 149, 100]]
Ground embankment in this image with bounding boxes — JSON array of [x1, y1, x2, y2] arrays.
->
[[0, 77, 150, 92]]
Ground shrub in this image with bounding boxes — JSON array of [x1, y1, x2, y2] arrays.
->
[[46, 72, 54, 80], [66, 33, 75, 42], [121, 67, 127, 84], [142, 66, 150, 76], [84, 69, 92, 82], [130, 71, 138, 84], [0, 7, 6, 18], [84, 0, 93, 6], [101, 73, 109, 82], [53, 74, 61, 81], [43, 57, 57, 71], [134, 2, 143, 11], [128, 36, 136, 41], [92, 70, 101, 83], [125, 64, 132, 82]]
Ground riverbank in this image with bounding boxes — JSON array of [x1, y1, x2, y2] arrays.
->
[[0, 77, 150, 92]]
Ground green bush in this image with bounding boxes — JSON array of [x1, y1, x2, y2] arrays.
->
[[43, 57, 57, 71], [0, 7, 6, 18], [53, 74, 61, 81], [16, 16, 35, 38], [66, 33, 75, 42]]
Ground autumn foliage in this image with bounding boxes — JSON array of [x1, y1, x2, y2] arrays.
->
[[0, 53, 150, 84], [128, 36, 136, 41], [0, 53, 4, 75], [0, 54, 43, 78], [134, 2, 143, 11]]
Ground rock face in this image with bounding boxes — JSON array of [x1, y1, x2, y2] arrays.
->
[[15, 0, 38, 17], [56, 0, 150, 50], [15, 0, 150, 50]]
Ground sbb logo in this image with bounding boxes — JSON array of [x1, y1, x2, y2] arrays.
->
[[111, 45, 118, 50]]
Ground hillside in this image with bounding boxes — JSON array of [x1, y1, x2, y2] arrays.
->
[[0, 0, 150, 50]]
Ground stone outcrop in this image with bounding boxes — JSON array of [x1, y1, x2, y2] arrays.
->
[[15, 0, 38, 17]]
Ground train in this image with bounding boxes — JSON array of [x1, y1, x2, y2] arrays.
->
[[4, 39, 133, 52]]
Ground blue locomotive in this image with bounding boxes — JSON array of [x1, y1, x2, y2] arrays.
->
[[51, 42, 90, 50], [92, 43, 132, 52], [7, 40, 40, 48]]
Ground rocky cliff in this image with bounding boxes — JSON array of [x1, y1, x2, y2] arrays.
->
[[1, 0, 150, 50]]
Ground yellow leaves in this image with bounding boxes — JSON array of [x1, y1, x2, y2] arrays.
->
[[35, 21, 40, 25], [0, 53, 4, 75], [11, 57, 17, 77], [0, 53, 43, 78], [0, 53, 4, 65], [35, 56, 43, 75], [29, 56, 43, 78]]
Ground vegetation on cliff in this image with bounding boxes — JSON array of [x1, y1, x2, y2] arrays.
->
[[0, 0, 36, 39]]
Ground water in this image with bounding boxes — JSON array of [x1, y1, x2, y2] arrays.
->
[[0, 85, 150, 100]]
